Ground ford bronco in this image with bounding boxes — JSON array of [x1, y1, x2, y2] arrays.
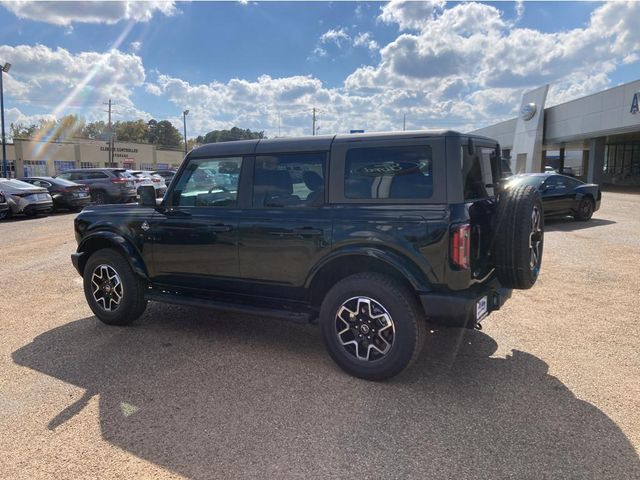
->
[[71, 131, 544, 380]]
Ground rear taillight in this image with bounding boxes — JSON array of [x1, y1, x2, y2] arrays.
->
[[451, 223, 471, 270], [111, 177, 128, 184]]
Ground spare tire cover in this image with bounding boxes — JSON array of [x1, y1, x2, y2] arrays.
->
[[493, 184, 544, 289]]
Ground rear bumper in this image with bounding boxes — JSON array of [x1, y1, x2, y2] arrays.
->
[[420, 284, 512, 328], [23, 201, 53, 214]]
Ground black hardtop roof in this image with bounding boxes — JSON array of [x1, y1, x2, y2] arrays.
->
[[190, 129, 498, 157]]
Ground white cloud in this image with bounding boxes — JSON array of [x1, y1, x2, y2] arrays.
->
[[130, 41, 142, 52], [320, 28, 351, 47], [379, 0, 446, 31], [0, 44, 150, 122], [353, 32, 379, 51], [0, 1, 178, 26]]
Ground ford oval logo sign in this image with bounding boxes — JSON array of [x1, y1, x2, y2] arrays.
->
[[520, 102, 537, 121]]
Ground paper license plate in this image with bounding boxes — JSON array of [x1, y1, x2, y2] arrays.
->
[[476, 296, 488, 321]]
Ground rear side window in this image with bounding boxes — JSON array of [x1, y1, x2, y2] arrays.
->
[[86, 172, 108, 180], [344, 146, 433, 199], [462, 145, 500, 200], [253, 152, 326, 208]]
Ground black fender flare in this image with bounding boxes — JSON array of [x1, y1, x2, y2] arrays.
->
[[76, 230, 149, 279], [305, 245, 432, 292]]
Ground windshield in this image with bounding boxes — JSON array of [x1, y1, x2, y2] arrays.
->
[[0, 179, 39, 189]]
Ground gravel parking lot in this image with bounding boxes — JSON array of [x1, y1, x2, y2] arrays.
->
[[1, 192, 639, 479]]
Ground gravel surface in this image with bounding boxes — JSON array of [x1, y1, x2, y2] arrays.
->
[[1, 193, 639, 479]]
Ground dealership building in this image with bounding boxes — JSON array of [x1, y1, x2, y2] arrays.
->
[[472, 78, 640, 186], [1, 138, 185, 178]]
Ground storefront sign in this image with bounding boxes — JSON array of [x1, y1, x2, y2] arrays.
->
[[631, 93, 639, 114]]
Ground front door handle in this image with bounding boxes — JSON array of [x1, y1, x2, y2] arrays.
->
[[268, 228, 324, 237]]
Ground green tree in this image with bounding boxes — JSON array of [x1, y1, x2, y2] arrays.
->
[[114, 119, 149, 143], [198, 127, 265, 144], [147, 119, 182, 147], [10, 122, 38, 139], [81, 120, 109, 140], [14, 115, 85, 141]]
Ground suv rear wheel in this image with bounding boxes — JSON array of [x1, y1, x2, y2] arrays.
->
[[83, 248, 147, 325], [92, 190, 108, 205], [320, 273, 425, 380]]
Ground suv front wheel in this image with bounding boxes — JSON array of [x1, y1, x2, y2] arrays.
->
[[83, 248, 147, 325], [320, 273, 425, 380]]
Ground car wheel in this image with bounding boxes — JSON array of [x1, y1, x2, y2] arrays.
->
[[83, 248, 147, 326], [24, 209, 38, 217], [0, 209, 10, 220], [92, 190, 108, 205], [319, 273, 426, 381], [574, 197, 594, 221], [494, 184, 544, 290]]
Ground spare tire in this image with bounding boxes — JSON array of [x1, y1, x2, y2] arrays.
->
[[493, 184, 544, 289]]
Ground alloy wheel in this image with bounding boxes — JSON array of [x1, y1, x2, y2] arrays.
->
[[529, 206, 543, 270], [91, 264, 124, 311], [335, 296, 395, 362]]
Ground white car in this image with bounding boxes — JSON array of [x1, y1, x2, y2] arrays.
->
[[0, 178, 53, 217], [128, 170, 168, 198]]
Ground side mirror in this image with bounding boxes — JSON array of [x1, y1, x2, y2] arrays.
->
[[138, 185, 156, 207]]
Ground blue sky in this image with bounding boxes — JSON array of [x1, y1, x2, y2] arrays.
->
[[0, 1, 638, 138]]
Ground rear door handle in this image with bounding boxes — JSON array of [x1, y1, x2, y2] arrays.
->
[[209, 224, 233, 232]]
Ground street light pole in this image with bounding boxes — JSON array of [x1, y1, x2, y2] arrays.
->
[[183, 110, 189, 155], [0, 63, 10, 178]]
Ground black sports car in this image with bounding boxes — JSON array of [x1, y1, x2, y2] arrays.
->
[[19, 176, 91, 212], [504, 173, 601, 221]]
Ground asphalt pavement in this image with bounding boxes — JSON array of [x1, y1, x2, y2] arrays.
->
[[0, 193, 639, 479]]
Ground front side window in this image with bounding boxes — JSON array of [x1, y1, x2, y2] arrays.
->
[[253, 152, 326, 208], [345, 146, 432, 199], [173, 157, 242, 207]]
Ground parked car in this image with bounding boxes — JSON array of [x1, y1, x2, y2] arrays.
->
[[127, 170, 167, 198], [0, 178, 53, 217], [19, 176, 91, 212], [151, 168, 177, 187], [71, 131, 544, 380], [544, 165, 556, 173], [505, 173, 601, 220], [55, 168, 137, 205], [0, 191, 9, 220]]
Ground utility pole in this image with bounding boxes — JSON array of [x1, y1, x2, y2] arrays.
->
[[312, 107, 316, 136], [183, 110, 189, 155], [403, 114, 406, 131], [0, 63, 9, 178], [104, 99, 114, 166]]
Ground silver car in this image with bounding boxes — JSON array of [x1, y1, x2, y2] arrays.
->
[[0, 178, 53, 217]]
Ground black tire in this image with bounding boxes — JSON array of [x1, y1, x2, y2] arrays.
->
[[494, 185, 544, 290], [0, 209, 9, 220], [83, 248, 147, 326], [574, 197, 594, 221], [92, 190, 108, 205], [24, 209, 38, 217], [319, 273, 426, 381]]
